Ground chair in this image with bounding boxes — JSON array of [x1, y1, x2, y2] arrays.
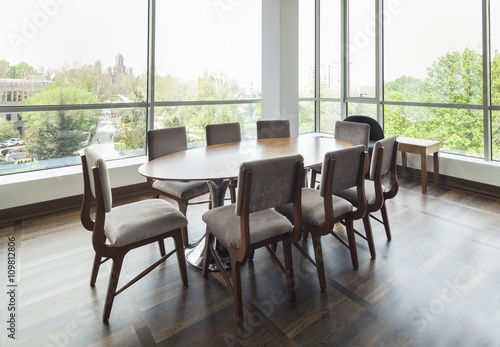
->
[[80, 148, 188, 322], [276, 145, 367, 290], [344, 115, 385, 160], [257, 120, 291, 139], [335, 136, 399, 257], [310, 121, 370, 188], [202, 154, 304, 326], [206, 122, 242, 203], [147, 127, 211, 247]]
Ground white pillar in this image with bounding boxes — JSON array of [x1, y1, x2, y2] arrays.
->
[[262, 0, 299, 136]]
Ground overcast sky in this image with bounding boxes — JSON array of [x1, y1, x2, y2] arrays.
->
[[1, 1, 496, 90]]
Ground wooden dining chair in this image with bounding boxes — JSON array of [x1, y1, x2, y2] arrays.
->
[[147, 127, 211, 247], [80, 148, 188, 322], [202, 154, 304, 326], [205, 122, 242, 203], [344, 115, 385, 160], [276, 145, 367, 290], [256, 119, 291, 139], [310, 121, 369, 188], [335, 136, 399, 257]]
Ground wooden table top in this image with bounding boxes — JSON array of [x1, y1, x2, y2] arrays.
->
[[138, 136, 351, 181]]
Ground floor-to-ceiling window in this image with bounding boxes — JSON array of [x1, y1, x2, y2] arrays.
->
[[300, 0, 499, 163], [0, 0, 262, 175]]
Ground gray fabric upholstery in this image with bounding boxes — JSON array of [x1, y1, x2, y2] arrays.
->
[[276, 188, 352, 226], [336, 180, 383, 205], [344, 115, 384, 142], [152, 180, 209, 199], [206, 122, 241, 146], [105, 199, 187, 247], [369, 136, 397, 180], [256, 120, 291, 139], [202, 204, 292, 249], [235, 154, 304, 215], [334, 121, 370, 150], [84, 148, 112, 212], [147, 127, 187, 161], [147, 127, 210, 197], [319, 145, 365, 196]]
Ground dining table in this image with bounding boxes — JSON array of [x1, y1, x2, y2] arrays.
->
[[138, 134, 352, 270]]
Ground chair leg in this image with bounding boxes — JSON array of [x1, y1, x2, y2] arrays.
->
[[311, 233, 326, 291], [380, 203, 392, 240], [178, 199, 189, 247], [283, 241, 296, 301], [362, 215, 376, 259], [90, 252, 102, 286], [248, 249, 255, 260], [231, 259, 244, 326], [202, 231, 214, 277], [103, 256, 124, 322], [346, 222, 359, 269], [310, 170, 317, 188], [158, 240, 166, 257], [173, 231, 188, 285]]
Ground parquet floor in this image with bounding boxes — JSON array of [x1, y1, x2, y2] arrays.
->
[[2, 177, 500, 346]]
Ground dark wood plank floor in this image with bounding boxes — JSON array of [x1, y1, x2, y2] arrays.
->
[[2, 177, 500, 346]]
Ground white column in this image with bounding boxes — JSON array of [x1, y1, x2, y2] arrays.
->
[[262, 0, 299, 136]]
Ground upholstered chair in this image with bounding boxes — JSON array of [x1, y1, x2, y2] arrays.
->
[[80, 148, 188, 321], [205, 122, 242, 203], [310, 120, 369, 188], [276, 145, 367, 289], [256, 119, 291, 139], [202, 154, 304, 326], [335, 136, 399, 257], [344, 115, 385, 160], [147, 127, 211, 247]]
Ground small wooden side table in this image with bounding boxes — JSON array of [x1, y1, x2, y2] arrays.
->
[[397, 137, 440, 193]]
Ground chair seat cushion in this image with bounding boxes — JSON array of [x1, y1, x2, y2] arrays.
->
[[276, 188, 352, 226], [336, 180, 386, 206], [105, 199, 188, 247], [202, 204, 293, 249], [152, 179, 209, 199]]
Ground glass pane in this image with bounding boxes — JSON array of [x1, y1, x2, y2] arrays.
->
[[0, 0, 148, 105], [385, 105, 484, 158], [299, 0, 315, 98], [320, 101, 341, 133], [320, 0, 341, 98], [349, 0, 376, 98], [0, 107, 146, 175], [153, 103, 260, 147], [492, 111, 500, 161], [155, 1, 261, 102], [347, 103, 377, 118], [299, 101, 315, 133], [492, 1, 500, 107], [384, 0, 482, 105]]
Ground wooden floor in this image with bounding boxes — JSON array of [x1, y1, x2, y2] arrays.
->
[[2, 177, 500, 346]]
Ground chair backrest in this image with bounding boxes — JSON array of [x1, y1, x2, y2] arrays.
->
[[235, 154, 304, 216], [369, 136, 397, 180], [256, 120, 291, 139], [147, 127, 188, 161], [334, 121, 370, 150], [344, 115, 385, 142], [319, 145, 366, 196], [206, 122, 241, 146], [82, 148, 112, 213]]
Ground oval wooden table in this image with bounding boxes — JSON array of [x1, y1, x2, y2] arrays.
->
[[138, 135, 351, 270]]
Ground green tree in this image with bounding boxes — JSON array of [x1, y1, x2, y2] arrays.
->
[[0, 118, 17, 141], [21, 83, 100, 160], [0, 60, 10, 79], [54, 61, 114, 102], [8, 62, 38, 79]]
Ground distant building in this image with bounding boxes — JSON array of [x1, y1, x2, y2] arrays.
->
[[0, 76, 52, 136], [108, 53, 133, 83]]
